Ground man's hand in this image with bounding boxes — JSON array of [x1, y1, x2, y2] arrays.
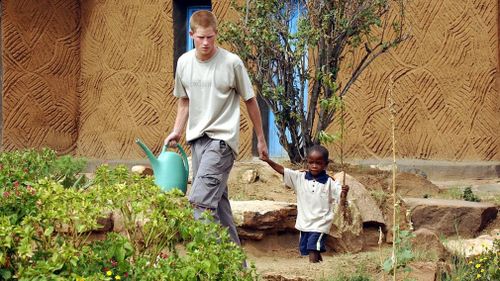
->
[[164, 131, 181, 148], [257, 139, 269, 161]]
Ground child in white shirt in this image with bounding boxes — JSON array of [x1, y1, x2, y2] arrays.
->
[[261, 145, 348, 263]]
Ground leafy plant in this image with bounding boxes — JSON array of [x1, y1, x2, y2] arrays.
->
[[462, 187, 480, 202], [0, 148, 87, 190], [382, 226, 415, 274], [0, 158, 256, 280], [443, 239, 499, 281], [219, 0, 408, 163]]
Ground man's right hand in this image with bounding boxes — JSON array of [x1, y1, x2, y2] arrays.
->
[[164, 131, 181, 147]]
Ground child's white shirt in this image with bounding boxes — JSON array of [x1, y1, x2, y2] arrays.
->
[[283, 168, 342, 233]]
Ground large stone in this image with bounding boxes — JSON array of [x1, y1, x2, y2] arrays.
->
[[411, 228, 449, 260], [443, 234, 497, 258], [131, 165, 153, 176], [403, 198, 498, 238], [231, 200, 297, 240], [240, 169, 259, 184], [405, 261, 451, 281], [390, 172, 441, 197], [334, 172, 385, 226]]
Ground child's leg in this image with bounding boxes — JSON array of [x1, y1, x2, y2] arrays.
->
[[306, 232, 326, 263], [308, 250, 321, 263]]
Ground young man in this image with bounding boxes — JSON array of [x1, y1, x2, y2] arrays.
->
[[261, 145, 349, 263], [164, 10, 268, 246]]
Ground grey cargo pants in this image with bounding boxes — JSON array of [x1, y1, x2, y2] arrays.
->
[[188, 135, 241, 245]]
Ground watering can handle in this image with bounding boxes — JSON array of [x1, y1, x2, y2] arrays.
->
[[175, 144, 189, 183]]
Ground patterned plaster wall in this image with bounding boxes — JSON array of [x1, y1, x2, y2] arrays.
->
[[76, 0, 254, 159], [328, 0, 499, 161], [1, 0, 80, 153], [1, 0, 498, 161]]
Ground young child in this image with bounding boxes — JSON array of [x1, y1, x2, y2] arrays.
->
[[261, 145, 348, 263]]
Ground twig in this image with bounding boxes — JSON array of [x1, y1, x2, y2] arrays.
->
[[389, 74, 397, 281]]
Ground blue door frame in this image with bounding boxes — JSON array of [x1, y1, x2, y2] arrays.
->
[[186, 6, 211, 51]]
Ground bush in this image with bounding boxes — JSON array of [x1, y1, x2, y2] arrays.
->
[[443, 239, 499, 281], [0, 151, 255, 280], [462, 187, 480, 202], [0, 148, 87, 190]]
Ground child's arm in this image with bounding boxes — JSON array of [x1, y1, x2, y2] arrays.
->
[[260, 154, 284, 175]]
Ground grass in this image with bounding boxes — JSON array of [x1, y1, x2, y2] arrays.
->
[[435, 186, 464, 200]]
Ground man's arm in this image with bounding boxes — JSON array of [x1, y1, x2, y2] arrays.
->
[[244, 97, 268, 159], [164, 97, 189, 147]]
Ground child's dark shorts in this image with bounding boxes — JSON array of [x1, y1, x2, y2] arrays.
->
[[299, 231, 327, 256]]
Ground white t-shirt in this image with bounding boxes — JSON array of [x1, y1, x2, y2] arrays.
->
[[284, 168, 342, 233], [174, 47, 255, 156]]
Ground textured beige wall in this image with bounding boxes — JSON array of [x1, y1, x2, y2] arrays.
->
[[1, 0, 498, 161], [76, 0, 254, 159], [328, 0, 499, 161], [1, 0, 80, 153], [76, 0, 175, 158]]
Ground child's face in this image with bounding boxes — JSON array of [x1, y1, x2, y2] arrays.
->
[[306, 151, 328, 176]]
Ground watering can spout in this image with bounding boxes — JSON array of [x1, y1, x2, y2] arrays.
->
[[135, 139, 159, 167]]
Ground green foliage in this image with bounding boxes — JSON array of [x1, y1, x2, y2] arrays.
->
[[462, 187, 480, 202], [443, 239, 499, 281], [0, 148, 87, 190], [382, 226, 415, 274], [0, 151, 256, 280], [220, 0, 407, 163]]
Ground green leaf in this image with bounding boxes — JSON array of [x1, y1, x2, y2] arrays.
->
[[382, 257, 394, 272], [44, 226, 54, 237]]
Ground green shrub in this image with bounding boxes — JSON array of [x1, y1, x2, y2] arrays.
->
[[0, 148, 87, 190], [0, 159, 255, 280], [443, 239, 499, 281], [462, 187, 480, 202]]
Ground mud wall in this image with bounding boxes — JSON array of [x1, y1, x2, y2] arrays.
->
[[1, 0, 80, 153], [75, 0, 254, 159], [329, 0, 499, 161], [1, 0, 498, 161]]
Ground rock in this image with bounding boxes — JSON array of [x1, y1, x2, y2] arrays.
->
[[241, 169, 258, 184], [405, 261, 451, 281], [491, 228, 500, 239], [131, 165, 153, 176], [262, 273, 312, 281], [334, 172, 385, 226], [390, 172, 440, 197], [443, 235, 497, 258], [411, 228, 449, 260], [326, 229, 364, 253], [403, 198, 498, 238], [327, 199, 365, 253], [231, 200, 297, 240], [95, 211, 114, 233], [112, 211, 126, 234]]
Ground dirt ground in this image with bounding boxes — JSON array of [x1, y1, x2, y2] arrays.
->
[[224, 159, 500, 280]]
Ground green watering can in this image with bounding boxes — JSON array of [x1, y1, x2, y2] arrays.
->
[[136, 139, 189, 194]]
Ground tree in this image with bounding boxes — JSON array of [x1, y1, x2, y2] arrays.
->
[[219, 0, 408, 163]]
